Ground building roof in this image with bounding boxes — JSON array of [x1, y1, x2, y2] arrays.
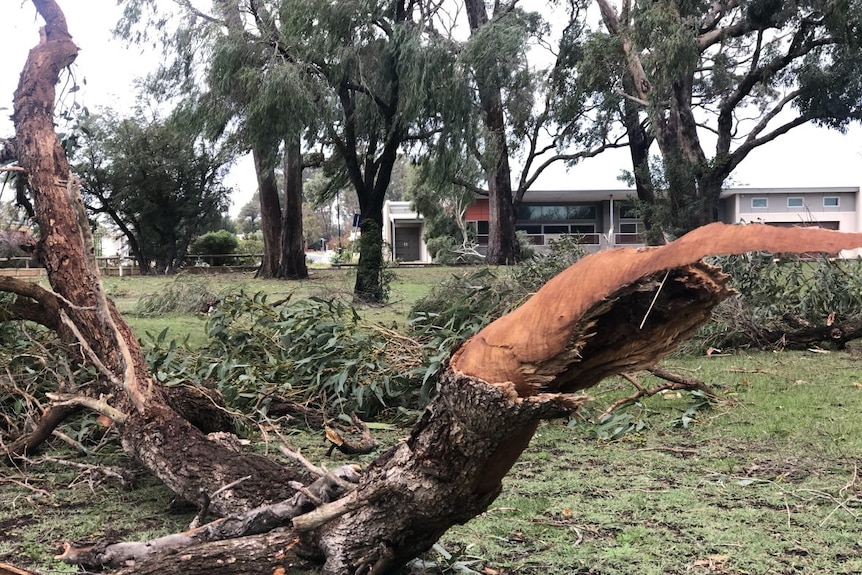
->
[[519, 186, 859, 203]]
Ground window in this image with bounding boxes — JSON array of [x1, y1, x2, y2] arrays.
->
[[542, 206, 568, 221], [571, 224, 596, 235], [517, 204, 598, 221], [787, 197, 804, 208], [824, 197, 840, 207], [619, 203, 640, 219], [751, 198, 768, 209], [516, 206, 543, 221], [515, 225, 542, 235], [567, 205, 597, 220], [544, 225, 570, 234]]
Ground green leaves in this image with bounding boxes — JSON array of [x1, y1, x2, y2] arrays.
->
[[144, 292, 422, 418]]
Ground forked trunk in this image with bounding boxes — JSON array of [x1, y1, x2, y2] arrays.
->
[[254, 146, 283, 278]]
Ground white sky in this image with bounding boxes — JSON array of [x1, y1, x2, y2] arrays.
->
[[2, 1, 860, 216]]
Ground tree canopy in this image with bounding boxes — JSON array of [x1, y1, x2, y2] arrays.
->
[[74, 111, 232, 274], [569, 0, 862, 236]]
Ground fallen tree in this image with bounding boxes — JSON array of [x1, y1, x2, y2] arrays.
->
[[6, 2, 862, 574]]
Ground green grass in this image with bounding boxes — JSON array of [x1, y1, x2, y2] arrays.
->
[[3, 352, 860, 574], [432, 351, 862, 575], [3, 270, 861, 574], [102, 266, 451, 342]]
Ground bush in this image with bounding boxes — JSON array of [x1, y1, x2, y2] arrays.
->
[[190, 230, 239, 266]]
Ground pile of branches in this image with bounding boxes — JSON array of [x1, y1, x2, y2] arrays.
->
[[694, 253, 862, 351]]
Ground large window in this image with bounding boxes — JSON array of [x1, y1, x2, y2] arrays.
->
[[567, 205, 597, 220], [787, 197, 804, 208], [751, 198, 768, 209], [824, 196, 840, 207], [517, 204, 597, 221]]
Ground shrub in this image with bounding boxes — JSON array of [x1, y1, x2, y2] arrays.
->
[[190, 230, 239, 266]]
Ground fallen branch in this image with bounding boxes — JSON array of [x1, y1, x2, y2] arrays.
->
[[58, 464, 361, 569], [600, 370, 715, 419], [325, 413, 377, 456], [3, 403, 80, 459], [45, 393, 128, 424]]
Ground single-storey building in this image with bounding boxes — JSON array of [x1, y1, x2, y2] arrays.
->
[[383, 185, 862, 262]]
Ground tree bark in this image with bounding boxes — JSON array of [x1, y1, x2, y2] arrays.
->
[[464, 0, 519, 265], [253, 145, 283, 278], [13, 0, 310, 517], [279, 135, 309, 279]]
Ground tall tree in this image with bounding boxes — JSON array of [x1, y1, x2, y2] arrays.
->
[[118, 0, 312, 280], [75, 112, 231, 274], [420, 2, 625, 264], [587, 0, 862, 237]]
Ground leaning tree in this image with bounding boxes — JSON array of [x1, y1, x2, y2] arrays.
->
[[5, 2, 862, 574]]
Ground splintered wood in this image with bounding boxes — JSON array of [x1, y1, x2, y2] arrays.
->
[[451, 223, 862, 396]]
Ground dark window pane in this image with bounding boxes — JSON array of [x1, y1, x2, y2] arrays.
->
[[619, 203, 639, 219], [544, 225, 570, 234], [516, 225, 542, 234], [568, 205, 597, 219]]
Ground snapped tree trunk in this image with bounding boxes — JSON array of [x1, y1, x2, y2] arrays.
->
[[11, 4, 862, 575]]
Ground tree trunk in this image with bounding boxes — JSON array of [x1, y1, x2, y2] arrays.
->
[[464, 0, 519, 265], [353, 217, 385, 303], [14, 0, 310, 517], [278, 135, 308, 279], [253, 145, 282, 278], [621, 72, 660, 244]]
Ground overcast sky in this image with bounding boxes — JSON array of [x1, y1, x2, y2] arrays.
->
[[2, 1, 861, 216]]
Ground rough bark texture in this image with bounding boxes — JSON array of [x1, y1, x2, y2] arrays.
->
[[279, 135, 309, 279], [13, 0, 308, 519], [253, 146, 283, 279]]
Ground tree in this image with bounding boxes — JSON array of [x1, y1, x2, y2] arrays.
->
[[271, 0, 447, 301], [418, 2, 626, 264], [116, 0, 312, 280], [585, 0, 862, 237], [75, 112, 231, 274], [7, 3, 862, 575]]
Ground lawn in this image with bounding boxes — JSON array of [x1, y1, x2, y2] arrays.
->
[[2, 267, 861, 574]]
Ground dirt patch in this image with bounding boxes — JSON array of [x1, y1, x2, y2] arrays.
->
[[0, 513, 35, 542]]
